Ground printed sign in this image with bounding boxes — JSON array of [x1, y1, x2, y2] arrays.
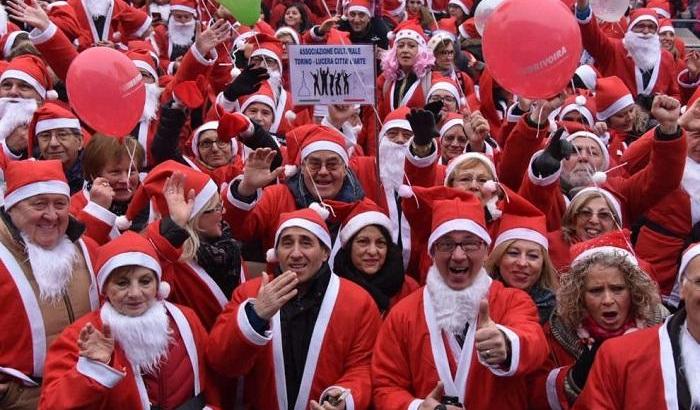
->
[[288, 44, 376, 105]]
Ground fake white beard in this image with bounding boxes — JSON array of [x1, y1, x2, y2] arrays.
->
[[681, 322, 700, 407], [149, 3, 171, 20], [378, 137, 408, 192], [141, 83, 162, 122], [85, 0, 112, 18], [425, 265, 491, 335], [21, 232, 77, 303], [350, 123, 362, 137], [100, 301, 172, 375], [168, 18, 196, 47], [268, 70, 283, 92], [561, 163, 595, 189], [623, 31, 661, 71], [0, 98, 38, 141]]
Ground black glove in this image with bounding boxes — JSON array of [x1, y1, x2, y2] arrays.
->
[[240, 121, 283, 170], [423, 100, 444, 124], [532, 128, 574, 178], [223, 65, 270, 101], [406, 108, 438, 146], [570, 341, 602, 390]]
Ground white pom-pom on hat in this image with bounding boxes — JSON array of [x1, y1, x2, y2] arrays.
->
[[158, 281, 171, 299], [482, 180, 498, 194], [231, 66, 242, 79], [387, 31, 395, 41], [592, 171, 607, 185], [575, 95, 587, 106], [284, 164, 298, 177], [309, 202, 330, 220], [397, 184, 414, 198], [285, 110, 297, 122], [115, 215, 132, 231], [46, 90, 59, 100], [266, 248, 278, 263]]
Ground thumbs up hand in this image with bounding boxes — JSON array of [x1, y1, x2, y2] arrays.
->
[[475, 298, 509, 367]]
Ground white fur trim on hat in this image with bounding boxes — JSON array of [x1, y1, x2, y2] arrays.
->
[[192, 179, 218, 218], [444, 152, 497, 186], [4, 180, 69, 209], [133, 60, 158, 82], [428, 218, 491, 250], [448, 0, 470, 14], [572, 187, 622, 222], [629, 14, 659, 32], [347, 5, 372, 16], [35, 118, 81, 134], [493, 228, 549, 250], [659, 25, 674, 34], [652, 7, 671, 19], [300, 140, 349, 164], [191, 121, 220, 159], [378, 119, 412, 140], [395, 29, 426, 47], [250, 49, 283, 73], [427, 31, 455, 51], [679, 245, 700, 278], [1, 69, 47, 98], [3, 31, 26, 59], [596, 94, 635, 121], [339, 211, 392, 246], [566, 131, 610, 171], [274, 217, 332, 250], [572, 246, 638, 266], [559, 102, 594, 126], [428, 81, 461, 106], [170, 4, 197, 16], [439, 117, 464, 137], [275, 27, 300, 45], [575, 65, 597, 90], [97, 251, 162, 292], [240, 95, 276, 118]]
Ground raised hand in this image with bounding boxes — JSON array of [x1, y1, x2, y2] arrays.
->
[[238, 148, 284, 196], [90, 177, 115, 210], [407, 108, 438, 146], [686, 50, 700, 76], [318, 16, 340, 36], [650, 94, 680, 134], [163, 171, 195, 227], [6, 0, 50, 31], [253, 271, 298, 320], [528, 93, 566, 125], [475, 299, 509, 367], [680, 97, 700, 131], [224, 65, 270, 100], [78, 323, 114, 364], [464, 110, 490, 152], [195, 19, 231, 57]]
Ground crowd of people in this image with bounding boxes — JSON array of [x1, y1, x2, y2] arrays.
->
[[0, 0, 698, 408]]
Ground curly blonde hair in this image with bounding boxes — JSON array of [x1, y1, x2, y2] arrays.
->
[[485, 239, 558, 291], [556, 252, 660, 330]]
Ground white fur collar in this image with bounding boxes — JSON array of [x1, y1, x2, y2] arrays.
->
[[681, 321, 700, 407]]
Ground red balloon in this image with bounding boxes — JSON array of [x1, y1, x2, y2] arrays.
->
[[482, 0, 582, 99], [66, 47, 145, 136]]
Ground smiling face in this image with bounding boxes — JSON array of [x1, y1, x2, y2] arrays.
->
[[497, 240, 544, 291], [104, 266, 158, 317], [276, 226, 329, 283], [440, 124, 468, 162], [583, 264, 631, 331], [348, 10, 370, 33], [197, 129, 233, 168], [561, 136, 605, 188], [9, 193, 70, 249], [301, 151, 347, 200], [98, 154, 140, 202], [284, 6, 302, 29], [432, 230, 488, 290], [243, 102, 274, 132], [36, 128, 83, 169], [573, 196, 617, 241], [350, 225, 389, 275], [448, 161, 493, 199]]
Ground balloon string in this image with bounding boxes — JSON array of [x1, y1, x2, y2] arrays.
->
[[197, 0, 234, 61], [125, 139, 137, 193]]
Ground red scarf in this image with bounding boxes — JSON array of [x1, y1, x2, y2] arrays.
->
[[582, 316, 637, 342]]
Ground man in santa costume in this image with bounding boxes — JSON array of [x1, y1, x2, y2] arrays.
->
[[207, 207, 382, 409], [574, 0, 680, 101], [0, 160, 100, 409], [575, 242, 700, 409], [372, 187, 548, 409], [68, 0, 151, 49], [152, 0, 198, 74]]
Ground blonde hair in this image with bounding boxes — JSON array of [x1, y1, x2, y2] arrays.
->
[[485, 239, 558, 291], [445, 158, 495, 187], [556, 252, 660, 330], [561, 191, 620, 243], [180, 194, 219, 261]]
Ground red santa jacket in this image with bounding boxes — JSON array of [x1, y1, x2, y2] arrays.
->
[[207, 273, 382, 409], [578, 12, 680, 99], [371, 277, 549, 409], [38, 302, 218, 409], [497, 115, 547, 192], [68, 0, 151, 50], [70, 188, 120, 245], [377, 72, 431, 120]]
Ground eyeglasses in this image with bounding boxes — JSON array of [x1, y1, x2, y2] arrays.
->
[[434, 239, 484, 253], [576, 209, 615, 223], [442, 134, 468, 145], [452, 174, 490, 186], [36, 129, 79, 143], [304, 158, 343, 173], [436, 49, 455, 57], [198, 140, 230, 150], [202, 203, 224, 214], [428, 94, 457, 105]]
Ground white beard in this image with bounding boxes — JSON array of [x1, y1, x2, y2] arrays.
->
[[100, 301, 172, 375], [681, 321, 700, 407], [268, 70, 283, 94], [378, 138, 408, 192], [426, 265, 492, 335], [85, 0, 112, 18], [22, 233, 78, 303], [168, 18, 196, 47], [141, 83, 162, 122], [0, 98, 38, 141], [623, 31, 661, 71], [149, 3, 170, 20]]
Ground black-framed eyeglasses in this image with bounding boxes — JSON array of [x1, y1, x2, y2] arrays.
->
[[198, 140, 230, 150], [434, 239, 484, 253]]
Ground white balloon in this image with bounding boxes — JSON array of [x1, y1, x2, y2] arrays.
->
[[590, 0, 628, 22], [474, 0, 505, 36]]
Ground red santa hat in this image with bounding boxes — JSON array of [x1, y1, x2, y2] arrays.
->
[[189, 120, 237, 160], [659, 18, 674, 34], [571, 186, 622, 222], [423, 187, 490, 249], [679, 242, 700, 278], [595, 76, 634, 122], [238, 81, 276, 118], [558, 94, 597, 126], [267, 205, 333, 262], [627, 8, 659, 32], [27, 102, 82, 158], [647, 0, 671, 19], [384, 0, 406, 16], [0, 30, 26, 59], [275, 26, 300, 45], [570, 229, 638, 266], [0, 55, 57, 100], [389, 19, 427, 47], [247, 33, 284, 73], [493, 193, 548, 249], [438, 112, 465, 138], [127, 48, 159, 81], [574, 64, 599, 91], [4, 159, 69, 209], [378, 106, 412, 141], [448, 0, 473, 14], [284, 124, 349, 176], [115, 160, 218, 230], [95, 231, 170, 298], [325, 198, 393, 247], [169, 0, 197, 17], [346, 0, 373, 16], [427, 75, 463, 108], [444, 152, 497, 185], [564, 130, 610, 171], [428, 17, 457, 50]]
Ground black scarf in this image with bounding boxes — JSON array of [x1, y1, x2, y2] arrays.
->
[[333, 242, 404, 313], [285, 170, 364, 210], [195, 222, 241, 299], [529, 286, 557, 325]]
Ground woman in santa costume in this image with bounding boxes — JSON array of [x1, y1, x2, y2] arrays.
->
[[207, 206, 383, 409], [328, 198, 419, 315], [372, 186, 547, 409], [575, 243, 700, 409], [538, 231, 667, 409], [38, 189, 219, 409]]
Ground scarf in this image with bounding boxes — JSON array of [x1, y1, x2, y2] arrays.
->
[[529, 285, 557, 325], [580, 315, 637, 342], [195, 222, 241, 298]]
